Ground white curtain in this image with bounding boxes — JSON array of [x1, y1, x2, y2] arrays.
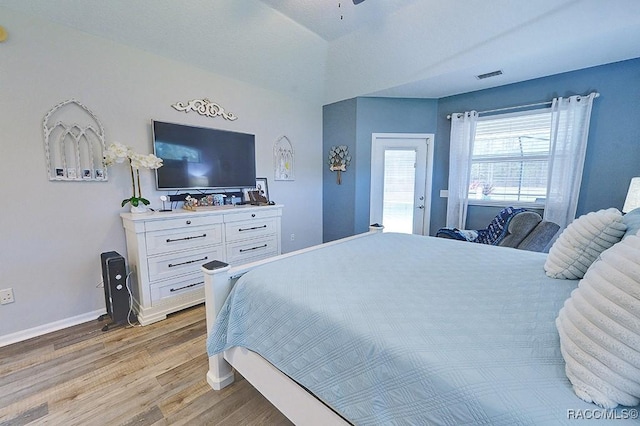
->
[[544, 93, 598, 230], [446, 111, 478, 228]]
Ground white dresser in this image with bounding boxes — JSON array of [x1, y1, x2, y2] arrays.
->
[[121, 205, 282, 325]]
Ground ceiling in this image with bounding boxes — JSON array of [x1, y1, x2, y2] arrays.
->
[[262, 0, 640, 101], [2, 0, 640, 103], [258, 0, 420, 41]]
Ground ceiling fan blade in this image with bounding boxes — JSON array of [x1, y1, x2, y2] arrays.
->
[[353, 0, 366, 4]]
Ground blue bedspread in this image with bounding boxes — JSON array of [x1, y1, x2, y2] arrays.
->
[[207, 233, 638, 425]]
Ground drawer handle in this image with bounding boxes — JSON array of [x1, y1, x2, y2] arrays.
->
[[240, 244, 268, 253], [170, 281, 204, 292], [168, 256, 208, 268], [238, 225, 267, 232], [166, 233, 207, 243]]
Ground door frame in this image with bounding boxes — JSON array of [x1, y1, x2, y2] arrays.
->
[[369, 133, 435, 235]]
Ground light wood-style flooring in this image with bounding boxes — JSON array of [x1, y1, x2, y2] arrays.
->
[[0, 305, 292, 425]]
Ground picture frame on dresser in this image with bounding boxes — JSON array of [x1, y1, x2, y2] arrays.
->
[[255, 177, 269, 201]]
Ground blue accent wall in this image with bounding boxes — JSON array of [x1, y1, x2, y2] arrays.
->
[[323, 58, 640, 239], [323, 97, 438, 242], [436, 58, 640, 232], [323, 99, 357, 243]]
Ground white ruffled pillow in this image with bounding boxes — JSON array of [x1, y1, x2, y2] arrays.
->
[[556, 233, 640, 408], [545, 208, 626, 279]]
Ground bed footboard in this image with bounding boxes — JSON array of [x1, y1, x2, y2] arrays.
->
[[201, 261, 236, 390], [201, 226, 384, 392]]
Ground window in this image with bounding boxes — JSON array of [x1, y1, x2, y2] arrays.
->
[[468, 109, 551, 205]]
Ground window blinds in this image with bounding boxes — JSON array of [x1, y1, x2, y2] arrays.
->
[[469, 109, 551, 203]]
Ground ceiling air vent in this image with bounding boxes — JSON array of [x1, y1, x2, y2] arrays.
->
[[476, 70, 503, 80]]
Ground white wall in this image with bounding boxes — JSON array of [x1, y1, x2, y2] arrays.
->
[[0, 8, 323, 341]]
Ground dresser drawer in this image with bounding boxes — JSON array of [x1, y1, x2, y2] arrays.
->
[[150, 274, 205, 306], [226, 236, 279, 265], [147, 246, 224, 282], [121, 205, 282, 325], [225, 218, 277, 242], [145, 224, 223, 256], [224, 208, 280, 223], [145, 215, 223, 232]]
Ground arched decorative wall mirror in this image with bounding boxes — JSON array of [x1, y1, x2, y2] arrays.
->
[[43, 99, 107, 181]]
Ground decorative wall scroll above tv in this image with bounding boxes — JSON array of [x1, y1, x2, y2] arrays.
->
[[171, 98, 238, 121], [43, 99, 107, 182], [274, 135, 294, 181]]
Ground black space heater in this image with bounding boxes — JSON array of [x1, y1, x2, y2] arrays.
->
[[99, 251, 135, 331]]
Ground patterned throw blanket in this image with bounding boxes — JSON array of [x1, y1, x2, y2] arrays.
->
[[438, 207, 526, 245]]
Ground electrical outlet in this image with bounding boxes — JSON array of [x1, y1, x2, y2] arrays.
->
[[290, 233, 295, 241], [0, 288, 14, 305]]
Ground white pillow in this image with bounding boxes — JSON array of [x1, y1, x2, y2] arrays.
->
[[556, 233, 640, 408], [545, 208, 626, 279]]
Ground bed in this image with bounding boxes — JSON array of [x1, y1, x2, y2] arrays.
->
[[202, 225, 639, 425]]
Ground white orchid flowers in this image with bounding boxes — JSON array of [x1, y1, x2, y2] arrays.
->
[[103, 142, 163, 209]]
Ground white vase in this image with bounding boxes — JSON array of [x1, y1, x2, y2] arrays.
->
[[130, 204, 148, 214]]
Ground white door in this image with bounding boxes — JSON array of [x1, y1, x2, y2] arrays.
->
[[370, 133, 434, 235]]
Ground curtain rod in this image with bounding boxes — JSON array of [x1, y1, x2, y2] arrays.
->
[[446, 92, 600, 119]]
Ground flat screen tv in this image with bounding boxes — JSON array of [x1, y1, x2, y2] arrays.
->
[[152, 120, 256, 190]]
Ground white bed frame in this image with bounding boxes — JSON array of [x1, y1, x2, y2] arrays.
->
[[202, 227, 383, 425]]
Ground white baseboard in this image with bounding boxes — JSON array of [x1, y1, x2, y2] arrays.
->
[[0, 308, 107, 348]]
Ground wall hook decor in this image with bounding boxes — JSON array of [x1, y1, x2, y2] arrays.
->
[[43, 99, 107, 181], [171, 98, 238, 121], [328, 145, 351, 185]]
